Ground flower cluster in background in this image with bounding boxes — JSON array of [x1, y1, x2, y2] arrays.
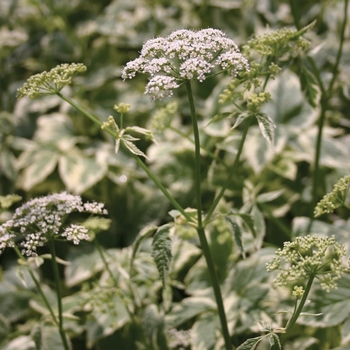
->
[[121, 28, 250, 99], [314, 174, 350, 217], [266, 235, 349, 292], [16, 63, 87, 99], [0, 192, 107, 256]]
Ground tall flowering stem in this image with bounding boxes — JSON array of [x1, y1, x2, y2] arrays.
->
[[48, 239, 72, 350], [186, 80, 232, 350]]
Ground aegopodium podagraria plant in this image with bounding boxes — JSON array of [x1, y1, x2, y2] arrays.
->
[[16, 25, 315, 349], [0, 192, 108, 350]]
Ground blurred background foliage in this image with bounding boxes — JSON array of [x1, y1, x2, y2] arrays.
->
[[1, 0, 350, 349]]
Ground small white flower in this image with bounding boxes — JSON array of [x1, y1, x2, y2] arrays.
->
[[62, 224, 90, 245], [122, 28, 249, 100], [0, 192, 107, 256]]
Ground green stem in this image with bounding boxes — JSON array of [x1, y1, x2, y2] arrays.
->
[[14, 247, 59, 327], [48, 240, 71, 350], [186, 80, 232, 350], [56, 93, 191, 223], [309, 0, 348, 228], [285, 275, 314, 334], [204, 116, 252, 226]]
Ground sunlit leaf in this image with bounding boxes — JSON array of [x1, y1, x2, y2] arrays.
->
[[255, 113, 276, 151], [18, 149, 59, 190]]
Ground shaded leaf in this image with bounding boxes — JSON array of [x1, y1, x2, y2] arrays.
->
[[224, 214, 245, 258], [237, 336, 264, 350], [151, 224, 173, 287], [130, 224, 158, 273], [269, 333, 282, 350], [299, 62, 320, 108]]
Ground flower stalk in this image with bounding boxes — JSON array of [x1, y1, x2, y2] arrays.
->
[[186, 80, 232, 350]]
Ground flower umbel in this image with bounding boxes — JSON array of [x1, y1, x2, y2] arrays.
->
[[314, 174, 350, 217], [17, 63, 87, 99], [266, 235, 348, 292], [0, 192, 107, 256], [121, 28, 249, 100]]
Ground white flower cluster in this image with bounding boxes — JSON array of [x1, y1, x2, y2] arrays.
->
[[0, 192, 107, 256], [122, 28, 249, 100], [266, 235, 349, 292]]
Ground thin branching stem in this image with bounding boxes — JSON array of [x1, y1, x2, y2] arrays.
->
[[48, 240, 71, 350], [186, 80, 233, 350], [13, 247, 60, 327], [56, 93, 192, 222], [204, 116, 252, 225]]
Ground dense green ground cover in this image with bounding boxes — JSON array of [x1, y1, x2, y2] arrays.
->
[[1, 0, 350, 349]]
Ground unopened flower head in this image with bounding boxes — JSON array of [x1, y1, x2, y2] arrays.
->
[[0, 192, 107, 256], [17, 63, 87, 99], [314, 175, 350, 217], [121, 28, 249, 100], [266, 235, 348, 292]]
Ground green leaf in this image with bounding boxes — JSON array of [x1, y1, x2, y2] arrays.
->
[[18, 149, 59, 190], [224, 214, 245, 258], [165, 296, 216, 328], [237, 336, 264, 350], [130, 224, 158, 273], [151, 224, 173, 287], [257, 189, 285, 203], [122, 139, 148, 159], [299, 62, 320, 108], [231, 111, 251, 129], [125, 126, 156, 143], [255, 113, 276, 151], [235, 212, 258, 239], [269, 333, 282, 350], [191, 311, 220, 350], [59, 150, 108, 194], [65, 247, 104, 288], [0, 194, 22, 210]]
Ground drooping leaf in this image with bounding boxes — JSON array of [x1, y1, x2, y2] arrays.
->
[[231, 111, 251, 129], [299, 62, 320, 108], [151, 224, 173, 287], [122, 139, 148, 159], [224, 214, 245, 258], [235, 212, 258, 239], [255, 113, 276, 151], [125, 126, 156, 143]]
